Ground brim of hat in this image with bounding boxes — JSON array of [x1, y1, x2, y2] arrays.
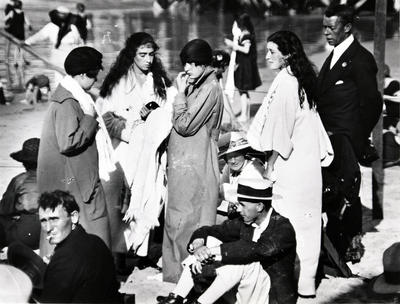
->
[[219, 144, 251, 158], [369, 274, 400, 295], [10, 151, 37, 163], [7, 243, 46, 289]]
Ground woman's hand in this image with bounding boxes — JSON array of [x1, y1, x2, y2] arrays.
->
[[262, 163, 274, 180], [176, 71, 189, 93], [224, 38, 234, 48], [139, 104, 151, 120]]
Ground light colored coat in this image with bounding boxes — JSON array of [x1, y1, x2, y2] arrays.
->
[[163, 67, 224, 283]]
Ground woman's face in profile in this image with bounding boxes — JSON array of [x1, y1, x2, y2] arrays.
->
[[265, 41, 286, 71], [134, 43, 155, 73]]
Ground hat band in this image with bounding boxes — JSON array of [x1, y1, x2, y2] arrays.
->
[[237, 183, 272, 199], [238, 197, 272, 204], [384, 271, 400, 284]]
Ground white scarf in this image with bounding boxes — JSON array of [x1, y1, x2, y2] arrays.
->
[[60, 75, 116, 180]]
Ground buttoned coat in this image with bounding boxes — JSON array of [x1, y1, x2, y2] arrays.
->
[[37, 85, 110, 248], [189, 209, 297, 304], [316, 39, 382, 157]]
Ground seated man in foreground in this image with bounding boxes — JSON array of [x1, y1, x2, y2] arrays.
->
[[37, 190, 121, 303], [157, 178, 297, 304]]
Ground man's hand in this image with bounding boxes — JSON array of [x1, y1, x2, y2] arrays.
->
[[190, 260, 203, 274], [189, 238, 204, 253], [193, 245, 213, 263]]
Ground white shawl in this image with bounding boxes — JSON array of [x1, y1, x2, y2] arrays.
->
[[59, 75, 116, 180]]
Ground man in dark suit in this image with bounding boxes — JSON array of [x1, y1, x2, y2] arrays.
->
[[316, 4, 382, 264], [157, 178, 297, 304], [37, 190, 121, 303]]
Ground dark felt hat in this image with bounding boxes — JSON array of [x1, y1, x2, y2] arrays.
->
[[7, 242, 46, 289], [180, 39, 212, 66], [64, 46, 103, 76], [10, 138, 40, 164], [369, 242, 400, 296]]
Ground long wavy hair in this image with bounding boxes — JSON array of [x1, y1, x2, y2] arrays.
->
[[267, 30, 317, 108], [100, 32, 172, 99]]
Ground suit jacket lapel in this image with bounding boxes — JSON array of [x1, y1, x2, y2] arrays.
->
[[318, 40, 360, 95], [317, 51, 333, 89]]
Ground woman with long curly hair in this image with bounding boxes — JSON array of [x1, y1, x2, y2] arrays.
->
[[247, 30, 333, 298], [98, 32, 174, 273]]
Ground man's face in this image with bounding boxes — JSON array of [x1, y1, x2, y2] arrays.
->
[[323, 15, 350, 46], [237, 201, 260, 224], [39, 205, 75, 245], [226, 151, 246, 172], [134, 44, 155, 73], [183, 62, 206, 84]]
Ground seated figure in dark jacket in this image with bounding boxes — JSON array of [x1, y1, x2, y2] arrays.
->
[[0, 138, 41, 250], [157, 178, 297, 304], [37, 190, 121, 303]]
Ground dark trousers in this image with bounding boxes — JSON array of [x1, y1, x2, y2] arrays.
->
[[322, 134, 362, 257]]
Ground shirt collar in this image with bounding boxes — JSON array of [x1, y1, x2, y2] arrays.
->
[[333, 34, 354, 58], [252, 207, 273, 230]]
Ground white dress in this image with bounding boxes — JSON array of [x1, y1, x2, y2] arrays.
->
[[247, 67, 333, 295]]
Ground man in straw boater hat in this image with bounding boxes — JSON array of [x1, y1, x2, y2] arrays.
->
[[368, 242, 400, 302], [0, 138, 41, 250], [217, 131, 264, 220], [157, 178, 297, 304]]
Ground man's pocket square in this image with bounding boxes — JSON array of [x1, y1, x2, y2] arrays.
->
[[335, 80, 344, 85]]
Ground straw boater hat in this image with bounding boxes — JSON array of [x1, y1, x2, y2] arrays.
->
[[218, 132, 250, 158], [369, 242, 400, 296], [225, 178, 282, 203], [10, 138, 40, 164], [0, 264, 32, 303]]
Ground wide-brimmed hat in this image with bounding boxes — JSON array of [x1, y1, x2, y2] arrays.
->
[[7, 242, 46, 289], [218, 132, 250, 158], [10, 138, 40, 164], [369, 242, 400, 296], [225, 178, 282, 203], [0, 264, 32, 303]]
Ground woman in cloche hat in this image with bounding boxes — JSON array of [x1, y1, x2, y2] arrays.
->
[[37, 46, 110, 258], [163, 39, 224, 283]]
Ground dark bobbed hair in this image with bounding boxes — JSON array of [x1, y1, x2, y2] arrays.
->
[[76, 3, 85, 12], [180, 39, 213, 66], [39, 190, 80, 215], [267, 30, 317, 108], [235, 13, 255, 36], [324, 4, 356, 26], [100, 32, 172, 99]]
